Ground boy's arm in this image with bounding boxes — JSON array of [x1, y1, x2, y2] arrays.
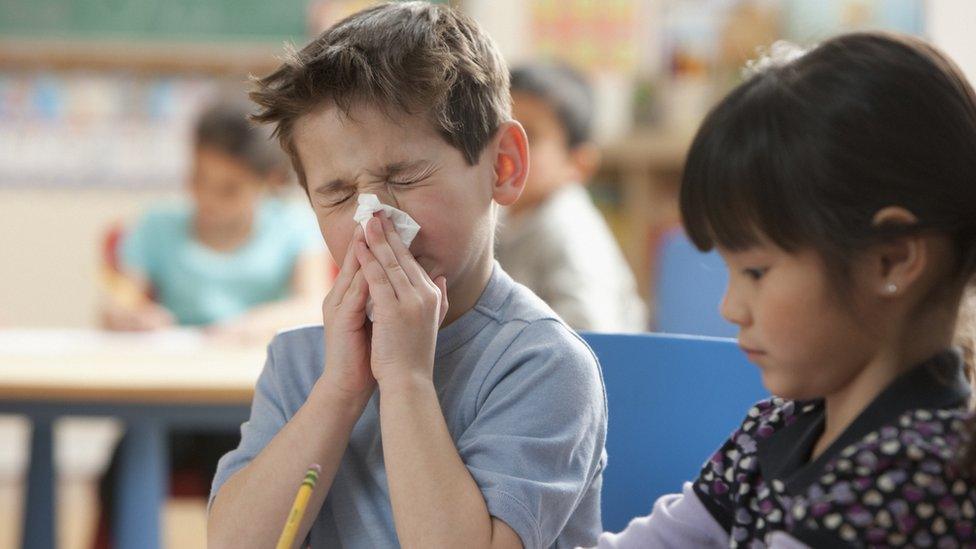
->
[[358, 215, 605, 549], [208, 375, 370, 549], [379, 378, 524, 549], [211, 228, 377, 548], [356, 216, 521, 548]]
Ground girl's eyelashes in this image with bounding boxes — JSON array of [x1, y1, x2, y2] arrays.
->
[[743, 267, 769, 281]]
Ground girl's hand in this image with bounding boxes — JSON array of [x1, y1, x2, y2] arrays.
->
[[355, 214, 448, 389], [102, 302, 175, 332], [319, 224, 376, 404]]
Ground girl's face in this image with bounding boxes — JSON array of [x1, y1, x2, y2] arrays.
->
[[189, 146, 266, 232], [717, 242, 880, 400]]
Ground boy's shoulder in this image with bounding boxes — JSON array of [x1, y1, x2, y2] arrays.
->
[[483, 268, 596, 355], [265, 324, 326, 399]]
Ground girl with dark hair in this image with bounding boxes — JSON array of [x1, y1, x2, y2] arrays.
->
[[595, 32, 976, 548]]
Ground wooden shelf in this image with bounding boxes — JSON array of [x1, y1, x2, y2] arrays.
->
[[596, 129, 692, 304], [0, 38, 285, 75]]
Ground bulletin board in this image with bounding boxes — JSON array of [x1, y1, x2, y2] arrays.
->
[[529, 0, 643, 73]]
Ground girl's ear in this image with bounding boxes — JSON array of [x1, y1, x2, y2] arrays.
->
[[490, 120, 529, 207], [869, 206, 926, 298]]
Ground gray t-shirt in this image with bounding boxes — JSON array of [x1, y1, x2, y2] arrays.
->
[[210, 264, 608, 548], [496, 184, 647, 333]]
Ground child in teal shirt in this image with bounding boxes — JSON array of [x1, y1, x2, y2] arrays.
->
[[102, 101, 329, 341], [94, 101, 329, 548]]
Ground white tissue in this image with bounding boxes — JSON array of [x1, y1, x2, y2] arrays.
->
[[353, 193, 422, 320]]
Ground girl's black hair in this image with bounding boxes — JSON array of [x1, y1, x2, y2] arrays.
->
[[682, 31, 976, 474], [194, 100, 287, 178], [680, 32, 976, 286]]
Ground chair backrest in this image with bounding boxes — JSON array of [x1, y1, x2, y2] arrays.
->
[[654, 228, 736, 337], [581, 331, 768, 533]]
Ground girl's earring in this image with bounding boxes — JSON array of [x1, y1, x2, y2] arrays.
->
[[885, 283, 898, 294]]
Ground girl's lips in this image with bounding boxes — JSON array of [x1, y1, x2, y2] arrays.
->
[[739, 346, 766, 356]]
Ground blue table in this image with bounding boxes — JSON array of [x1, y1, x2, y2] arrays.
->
[[0, 330, 262, 549], [0, 400, 250, 549]]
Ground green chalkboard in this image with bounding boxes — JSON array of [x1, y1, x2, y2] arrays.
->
[[0, 0, 451, 43], [0, 0, 313, 43]]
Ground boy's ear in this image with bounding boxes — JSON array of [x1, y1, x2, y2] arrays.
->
[[490, 120, 529, 207], [569, 143, 602, 184], [868, 206, 927, 298]]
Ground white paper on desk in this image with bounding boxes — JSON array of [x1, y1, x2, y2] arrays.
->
[[352, 193, 421, 320]]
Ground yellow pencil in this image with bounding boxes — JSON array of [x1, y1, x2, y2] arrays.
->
[[275, 463, 322, 549]]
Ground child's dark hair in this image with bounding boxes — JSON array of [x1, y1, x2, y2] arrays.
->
[[194, 101, 287, 179], [249, 1, 511, 191], [510, 63, 595, 148], [680, 32, 976, 291]]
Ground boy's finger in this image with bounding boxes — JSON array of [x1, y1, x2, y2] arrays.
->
[[355, 241, 398, 304], [364, 215, 414, 296], [379, 215, 427, 287], [338, 269, 368, 316], [435, 276, 449, 326], [331, 225, 364, 300]]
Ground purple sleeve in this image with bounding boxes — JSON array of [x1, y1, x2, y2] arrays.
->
[[768, 532, 812, 548], [591, 482, 728, 548]]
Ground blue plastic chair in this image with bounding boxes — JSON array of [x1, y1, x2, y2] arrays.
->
[[581, 332, 768, 533], [654, 228, 737, 337]]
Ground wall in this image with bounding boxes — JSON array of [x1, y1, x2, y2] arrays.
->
[[0, 188, 180, 327]]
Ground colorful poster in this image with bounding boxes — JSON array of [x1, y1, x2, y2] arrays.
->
[[530, 0, 642, 72]]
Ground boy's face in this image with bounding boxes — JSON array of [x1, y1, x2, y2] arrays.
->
[[189, 146, 266, 231], [293, 103, 502, 296], [511, 91, 580, 211]]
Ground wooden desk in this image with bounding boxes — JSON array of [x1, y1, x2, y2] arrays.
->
[[0, 329, 266, 549]]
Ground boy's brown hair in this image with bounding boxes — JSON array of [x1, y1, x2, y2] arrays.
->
[[249, 1, 512, 190]]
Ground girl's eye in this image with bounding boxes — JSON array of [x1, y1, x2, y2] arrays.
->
[[744, 267, 768, 281], [387, 179, 416, 187]]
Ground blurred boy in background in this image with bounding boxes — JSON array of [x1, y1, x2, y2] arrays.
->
[[101, 100, 330, 343], [496, 63, 646, 332]]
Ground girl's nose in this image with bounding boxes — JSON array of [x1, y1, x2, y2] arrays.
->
[[719, 284, 750, 327]]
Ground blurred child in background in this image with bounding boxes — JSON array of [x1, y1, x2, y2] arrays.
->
[[496, 63, 646, 333], [101, 100, 330, 344], [94, 100, 330, 548]]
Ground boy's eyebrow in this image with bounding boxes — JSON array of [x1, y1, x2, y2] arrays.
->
[[367, 159, 432, 180], [314, 178, 350, 195], [313, 159, 433, 194]]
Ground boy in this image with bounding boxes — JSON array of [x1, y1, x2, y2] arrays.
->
[[207, 3, 608, 549], [496, 64, 646, 332]]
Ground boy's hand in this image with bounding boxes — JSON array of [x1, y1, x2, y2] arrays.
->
[[356, 214, 448, 388], [319, 224, 376, 404]]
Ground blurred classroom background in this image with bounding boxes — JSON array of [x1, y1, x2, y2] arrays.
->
[[1, 0, 975, 548]]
